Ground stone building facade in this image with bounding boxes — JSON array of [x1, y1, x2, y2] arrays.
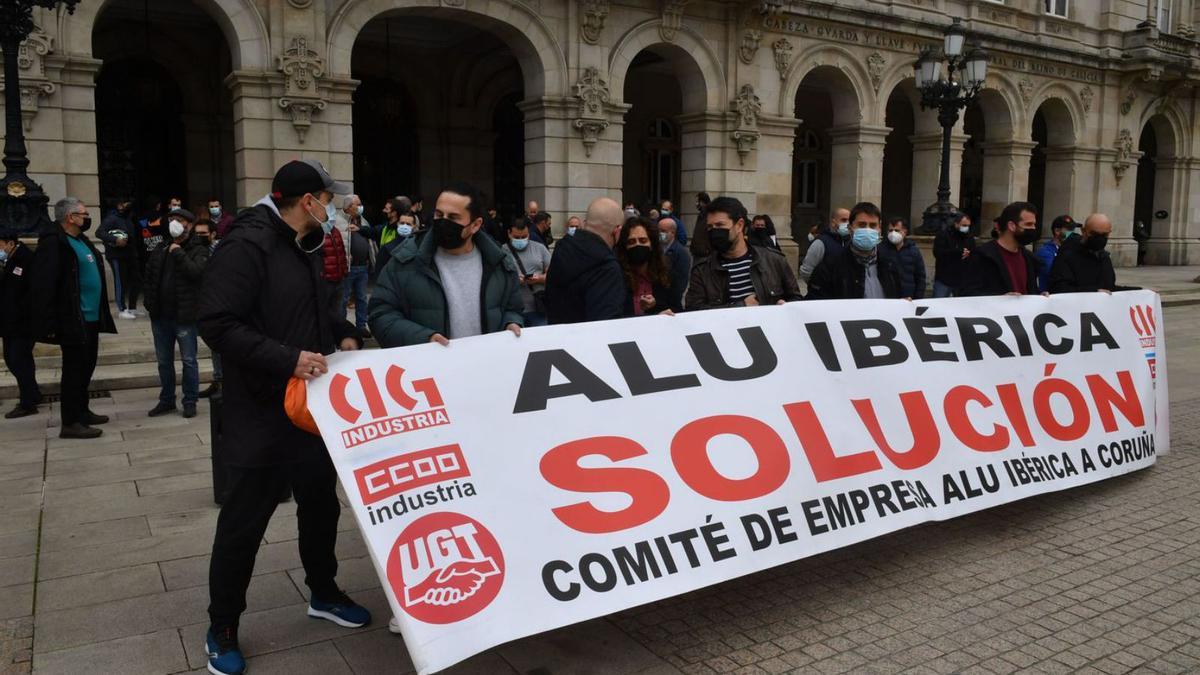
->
[[3, 0, 1199, 265]]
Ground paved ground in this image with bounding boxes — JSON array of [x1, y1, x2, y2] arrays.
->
[[0, 299, 1197, 675]]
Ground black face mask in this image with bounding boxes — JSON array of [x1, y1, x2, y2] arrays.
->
[[79, 216, 92, 232], [1085, 234, 1108, 252], [708, 227, 734, 253], [1016, 227, 1039, 247], [626, 245, 652, 265], [432, 217, 466, 250]]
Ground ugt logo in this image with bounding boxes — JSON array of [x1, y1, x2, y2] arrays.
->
[[387, 512, 505, 625], [329, 366, 450, 449], [1128, 304, 1157, 379]]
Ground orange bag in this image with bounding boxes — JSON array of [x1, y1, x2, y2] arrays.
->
[[284, 377, 320, 436]]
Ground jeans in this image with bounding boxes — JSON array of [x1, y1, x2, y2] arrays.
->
[[107, 258, 141, 311], [208, 454, 341, 630], [522, 311, 547, 327], [60, 322, 99, 426], [151, 318, 199, 406], [108, 259, 125, 311], [2, 337, 41, 408], [212, 351, 223, 382], [342, 265, 370, 329], [932, 280, 956, 298]]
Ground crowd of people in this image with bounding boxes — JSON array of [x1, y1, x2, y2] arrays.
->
[[0, 158, 1137, 675]]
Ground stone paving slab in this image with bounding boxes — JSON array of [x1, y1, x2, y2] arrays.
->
[[1, 302, 1197, 675]]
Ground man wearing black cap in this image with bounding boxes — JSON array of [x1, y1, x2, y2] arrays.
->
[[197, 159, 366, 675]]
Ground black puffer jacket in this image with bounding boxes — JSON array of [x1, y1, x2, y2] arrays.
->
[[0, 242, 35, 338], [97, 211, 143, 261], [30, 226, 117, 345], [544, 229, 625, 324], [198, 199, 360, 467], [143, 232, 209, 324]]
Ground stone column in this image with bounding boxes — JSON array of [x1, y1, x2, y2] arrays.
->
[[224, 71, 277, 206], [978, 139, 1037, 225], [1040, 147, 1081, 221], [756, 114, 802, 239], [49, 56, 102, 214], [827, 124, 890, 210], [1145, 156, 1200, 264], [521, 96, 626, 236], [677, 111, 734, 234], [908, 131, 970, 227]]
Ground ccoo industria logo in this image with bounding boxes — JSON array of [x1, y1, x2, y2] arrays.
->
[[329, 366, 449, 449], [1129, 304, 1157, 380]]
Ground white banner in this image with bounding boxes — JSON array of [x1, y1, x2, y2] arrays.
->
[[306, 291, 1169, 674]]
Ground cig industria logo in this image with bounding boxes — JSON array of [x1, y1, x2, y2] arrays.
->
[[329, 365, 449, 448]]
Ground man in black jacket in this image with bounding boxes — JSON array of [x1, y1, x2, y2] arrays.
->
[[686, 196, 802, 309], [545, 197, 626, 324], [97, 198, 144, 319], [807, 202, 902, 300], [197, 160, 366, 675], [32, 198, 118, 439], [0, 232, 41, 418], [144, 210, 208, 419], [960, 201, 1041, 297], [932, 212, 976, 297], [1048, 213, 1137, 294]]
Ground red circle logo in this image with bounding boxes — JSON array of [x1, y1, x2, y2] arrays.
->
[[386, 512, 505, 624]]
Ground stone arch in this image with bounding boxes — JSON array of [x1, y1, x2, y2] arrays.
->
[[326, 0, 567, 97], [61, 0, 269, 69], [1030, 87, 1082, 145], [608, 21, 726, 112], [780, 44, 873, 119], [875, 61, 923, 127], [1138, 102, 1188, 158], [973, 87, 1016, 142], [981, 73, 1027, 134]]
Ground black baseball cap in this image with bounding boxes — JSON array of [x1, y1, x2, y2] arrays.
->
[[270, 159, 350, 200], [1051, 214, 1075, 230]]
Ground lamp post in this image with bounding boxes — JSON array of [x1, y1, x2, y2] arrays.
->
[[0, 0, 80, 235], [914, 17, 988, 235]]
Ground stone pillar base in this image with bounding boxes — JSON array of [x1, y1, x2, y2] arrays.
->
[[1106, 238, 1138, 268], [1144, 238, 1200, 266]]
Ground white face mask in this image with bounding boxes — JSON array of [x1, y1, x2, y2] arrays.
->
[[807, 233, 816, 243], [888, 230, 905, 245], [168, 220, 186, 239], [958, 225, 971, 234], [837, 221, 850, 237]]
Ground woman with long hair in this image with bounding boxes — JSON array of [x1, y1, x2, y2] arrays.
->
[[615, 216, 677, 316]]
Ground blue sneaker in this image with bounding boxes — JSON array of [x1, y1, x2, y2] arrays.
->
[[307, 591, 371, 628], [205, 627, 245, 675]]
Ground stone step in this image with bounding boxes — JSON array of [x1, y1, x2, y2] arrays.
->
[[1161, 292, 1200, 308], [0, 360, 215, 401]]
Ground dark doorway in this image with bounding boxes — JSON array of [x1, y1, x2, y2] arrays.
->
[[881, 89, 914, 224], [492, 92, 525, 224], [92, 0, 235, 214], [95, 59, 186, 212], [959, 100, 986, 225], [1134, 124, 1157, 238], [622, 49, 683, 212], [352, 76, 419, 218], [1026, 109, 1048, 218]]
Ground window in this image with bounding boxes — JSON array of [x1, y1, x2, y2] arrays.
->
[[796, 160, 819, 208], [800, 130, 821, 150], [1044, 0, 1068, 18], [1158, 0, 1173, 30]]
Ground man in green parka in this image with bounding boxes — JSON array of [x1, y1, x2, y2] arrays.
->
[[369, 181, 524, 347]]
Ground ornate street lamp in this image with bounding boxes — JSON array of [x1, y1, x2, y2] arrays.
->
[[914, 17, 988, 235], [0, 0, 81, 236]]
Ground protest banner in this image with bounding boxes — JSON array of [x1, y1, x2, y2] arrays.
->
[[305, 291, 1169, 674]]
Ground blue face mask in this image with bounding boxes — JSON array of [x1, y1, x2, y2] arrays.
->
[[659, 232, 669, 244], [209, 207, 221, 217], [851, 227, 880, 251], [396, 224, 413, 237], [567, 226, 577, 236], [0, 249, 7, 264], [356, 205, 365, 216], [837, 221, 851, 237], [511, 237, 529, 251]]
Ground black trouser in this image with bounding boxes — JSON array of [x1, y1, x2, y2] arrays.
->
[[2, 336, 41, 409], [120, 257, 142, 310], [59, 322, 99, 426], [208, 454, 342, 630]]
